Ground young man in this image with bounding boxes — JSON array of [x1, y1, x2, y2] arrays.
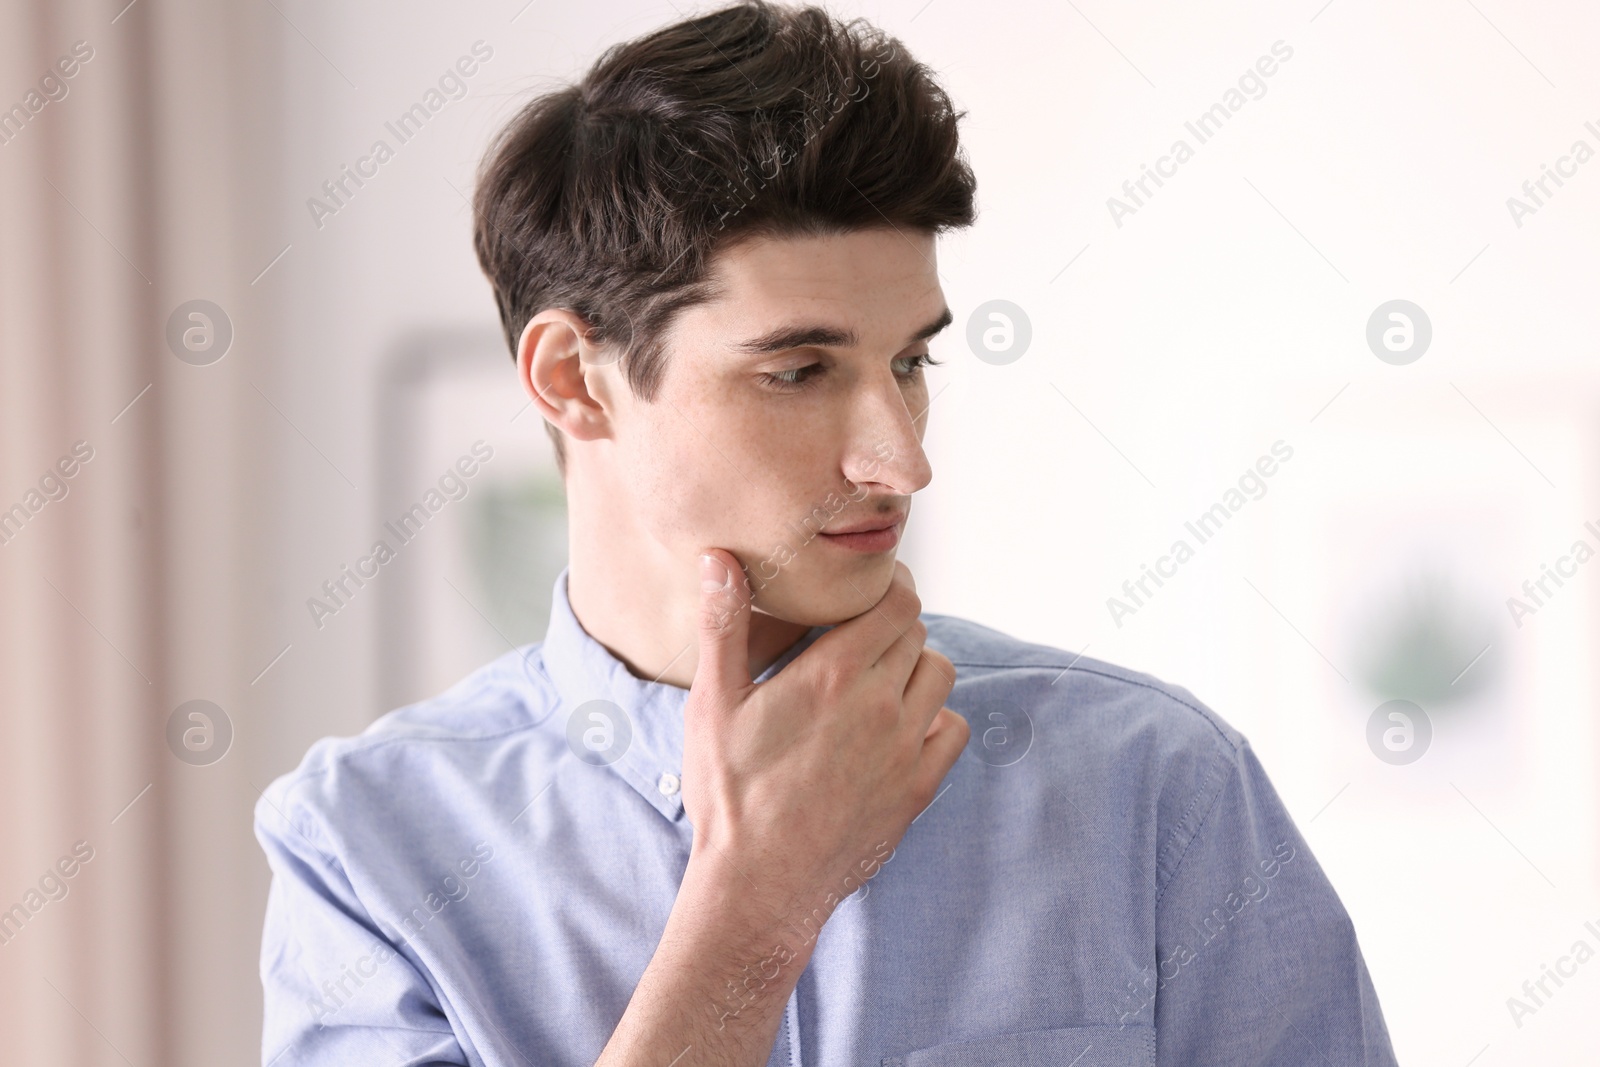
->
[[255, 2, 1398, 1064]]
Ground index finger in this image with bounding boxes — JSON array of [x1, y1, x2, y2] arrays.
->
[[809, 561, 924, 672]]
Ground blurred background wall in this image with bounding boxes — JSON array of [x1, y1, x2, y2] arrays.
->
[[1, 0, 1597, 1064]]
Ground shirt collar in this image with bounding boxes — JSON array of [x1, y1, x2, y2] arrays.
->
[[537, 566, 829, 822]]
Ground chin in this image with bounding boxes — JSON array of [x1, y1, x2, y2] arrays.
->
[[747, 554, 899, 627]]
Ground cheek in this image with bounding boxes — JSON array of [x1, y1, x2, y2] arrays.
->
[[622, 406, 757, 545], [624, 397, 823, 554]]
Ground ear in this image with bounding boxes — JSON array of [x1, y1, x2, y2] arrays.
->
[[516, 309, 614, 443]]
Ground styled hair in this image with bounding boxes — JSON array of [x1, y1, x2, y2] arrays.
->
[[472, 0, 978, 472]]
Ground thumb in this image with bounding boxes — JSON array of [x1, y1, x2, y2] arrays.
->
[[694, 549, 753, 697]]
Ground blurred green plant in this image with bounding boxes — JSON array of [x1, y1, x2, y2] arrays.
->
[[467, 474, 569, 646], [1352, 566, 1500, 707]]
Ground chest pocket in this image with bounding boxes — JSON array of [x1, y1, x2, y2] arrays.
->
[[882, 1024, 1156, 1067]]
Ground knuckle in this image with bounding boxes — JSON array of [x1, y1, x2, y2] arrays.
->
[[700, 598, 742, 633], [816, 660, 852, 701], [886, 578, 921, 618], [863, 689, 899, 724]]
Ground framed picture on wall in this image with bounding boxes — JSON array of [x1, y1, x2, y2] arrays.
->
[[374, 326, 569, 712]]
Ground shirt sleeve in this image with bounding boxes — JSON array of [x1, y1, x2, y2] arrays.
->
[[1151, 738, 1398, 1065], [255, 785, 472, 1067]]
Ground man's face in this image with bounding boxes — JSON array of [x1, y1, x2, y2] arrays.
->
[[599, 225, 945, 627]]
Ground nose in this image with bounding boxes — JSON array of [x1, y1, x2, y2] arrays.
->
[[841, 372, 933, 495]]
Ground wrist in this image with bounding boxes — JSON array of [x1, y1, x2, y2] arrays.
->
[[675, 839, 814, 953], [646, 847, 813, 1040]]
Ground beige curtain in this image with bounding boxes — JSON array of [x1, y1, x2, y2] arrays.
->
[[0, 0, 278, 1062]]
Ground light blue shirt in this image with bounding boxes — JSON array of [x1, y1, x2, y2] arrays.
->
[[256, 567, 1397, 1066]]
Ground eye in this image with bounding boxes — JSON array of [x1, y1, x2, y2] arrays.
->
[[757, 363, 826, 390], [756, 352, 943, 393], [892, 352, 942, 379]]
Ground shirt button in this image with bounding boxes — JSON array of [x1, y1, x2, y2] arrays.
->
[[657, 772, 681, 797]]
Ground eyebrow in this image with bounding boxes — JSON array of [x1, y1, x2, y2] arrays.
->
[[731, 306, 954, 356]]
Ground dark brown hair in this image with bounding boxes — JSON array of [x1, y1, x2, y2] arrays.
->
[[472, 0, 978, 472]]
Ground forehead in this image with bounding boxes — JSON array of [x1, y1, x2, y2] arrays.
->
[[685, 226, 944, 346]]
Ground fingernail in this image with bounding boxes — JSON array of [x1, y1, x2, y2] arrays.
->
[[699, 553, 730, 593]]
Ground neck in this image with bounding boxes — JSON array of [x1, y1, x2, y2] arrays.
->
[[563, 468, 811, 689]]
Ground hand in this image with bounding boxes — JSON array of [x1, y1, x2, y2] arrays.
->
[[679, 549, 968, 929]]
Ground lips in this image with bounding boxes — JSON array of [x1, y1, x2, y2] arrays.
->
[[816, 513, 905, 554], [822, 513, 907, 536]]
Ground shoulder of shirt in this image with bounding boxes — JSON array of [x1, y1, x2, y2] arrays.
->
[[922, 610, 1246, 756], [922, 612, 1258, 892], [254, 644, 556, 833]]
